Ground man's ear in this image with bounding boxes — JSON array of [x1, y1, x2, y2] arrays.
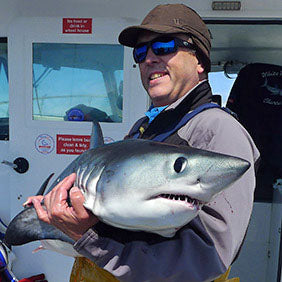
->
[[194, 53, 205, 73], [197, 62, 207, 80], [197, 62, 205, 73]]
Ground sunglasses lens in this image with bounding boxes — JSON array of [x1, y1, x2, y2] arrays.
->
[[133, 38, 178, 63], [152, 39, 176, 55], [133, 45, 148, 63]]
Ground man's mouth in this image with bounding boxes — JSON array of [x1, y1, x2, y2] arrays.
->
[[149, 72, 167, 81]]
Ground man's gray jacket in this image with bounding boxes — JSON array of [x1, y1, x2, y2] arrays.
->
[[74, 81, 260, 282]]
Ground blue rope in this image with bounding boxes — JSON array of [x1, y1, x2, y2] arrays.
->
[[0, 217, 8, 229]]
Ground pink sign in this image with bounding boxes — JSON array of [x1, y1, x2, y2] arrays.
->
[[63, 18, 92, 34], [57, 134, 90, 155]]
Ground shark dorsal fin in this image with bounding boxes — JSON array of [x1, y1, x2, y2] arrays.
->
[[34, 122, 103, 197], [90, 121, 104, 149]]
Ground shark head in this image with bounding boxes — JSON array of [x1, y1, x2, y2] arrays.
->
[[79, 139, 250, 237]]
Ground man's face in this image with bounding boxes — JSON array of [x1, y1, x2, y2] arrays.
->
[[137, 32, 205, 107]]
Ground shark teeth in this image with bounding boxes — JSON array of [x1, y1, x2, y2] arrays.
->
[[159, 193, 204, 209]]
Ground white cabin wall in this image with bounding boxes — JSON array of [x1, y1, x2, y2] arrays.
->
[[0, 0, 282, 41], [0, 0, 281, 27], [12, 0, 282, 19], [0, 1, 19, 35]]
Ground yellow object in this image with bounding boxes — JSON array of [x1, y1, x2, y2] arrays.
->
[[70, 257, 240, 282], [139, 126, 145, 135], [70, 257, 119, 282], [214, 266, 240, 282]]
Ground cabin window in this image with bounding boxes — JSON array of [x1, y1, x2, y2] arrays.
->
[[0, 38, 8, 140], [209, 71, 237, 106], [32, 43, 124, 122]]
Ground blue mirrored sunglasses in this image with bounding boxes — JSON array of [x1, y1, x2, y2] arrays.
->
[[133, 36, 196, 64]]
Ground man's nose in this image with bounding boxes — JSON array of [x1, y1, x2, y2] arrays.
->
[[144, 48, 160, 64]]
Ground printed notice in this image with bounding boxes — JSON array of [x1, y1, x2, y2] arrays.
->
[[62, 18, 92, 34], [57, 134, 90, 155]]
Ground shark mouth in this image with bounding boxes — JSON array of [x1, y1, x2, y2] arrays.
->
[[158, 193, 205, 209]]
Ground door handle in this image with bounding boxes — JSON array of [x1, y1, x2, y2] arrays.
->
[[1, 157, 29, 174]]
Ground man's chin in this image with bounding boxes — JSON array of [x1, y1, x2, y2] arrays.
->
[[150, 96, 170, 107]]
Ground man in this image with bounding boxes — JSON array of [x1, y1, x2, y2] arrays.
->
[[28, 4, 260, 281]]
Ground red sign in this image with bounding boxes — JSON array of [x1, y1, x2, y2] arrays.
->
[[62, 18, 92, 34], [57, 134, 90, 155]]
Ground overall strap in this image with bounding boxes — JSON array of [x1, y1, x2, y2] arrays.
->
[[129, 117, 148, 139], [152, 103, 220, 142]]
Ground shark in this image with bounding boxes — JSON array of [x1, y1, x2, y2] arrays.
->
[[261, 77, 282, 96], [4, 122, 250, 257]]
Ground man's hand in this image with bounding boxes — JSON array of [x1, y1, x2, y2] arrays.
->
[[26, 173, 99, 241]]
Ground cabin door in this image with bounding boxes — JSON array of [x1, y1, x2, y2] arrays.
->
[[3, 16, 146, 281]]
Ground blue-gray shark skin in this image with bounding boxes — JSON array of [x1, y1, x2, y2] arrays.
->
[[5, 126, 250, 257]]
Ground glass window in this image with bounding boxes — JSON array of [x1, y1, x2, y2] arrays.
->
[[32, 43, 124, 122], [0, 38, 8, 140], [209, 71, 237, 106]]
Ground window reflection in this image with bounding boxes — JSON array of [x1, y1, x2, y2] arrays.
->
[[32, 43, 124, 122]]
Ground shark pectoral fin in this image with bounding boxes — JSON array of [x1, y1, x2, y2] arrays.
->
[[39, 239, 81, 257]]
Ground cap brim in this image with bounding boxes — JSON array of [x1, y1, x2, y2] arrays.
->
[[118, 25, 186, 47]]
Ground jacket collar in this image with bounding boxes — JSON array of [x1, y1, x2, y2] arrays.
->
[[165, 79, 209, 111], [141, 80, 213, 138]]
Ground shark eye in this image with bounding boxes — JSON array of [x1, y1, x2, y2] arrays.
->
[[174, 157, 187, 173]]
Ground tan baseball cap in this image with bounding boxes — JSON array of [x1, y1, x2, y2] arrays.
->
[[118, 4, 211, 72]]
